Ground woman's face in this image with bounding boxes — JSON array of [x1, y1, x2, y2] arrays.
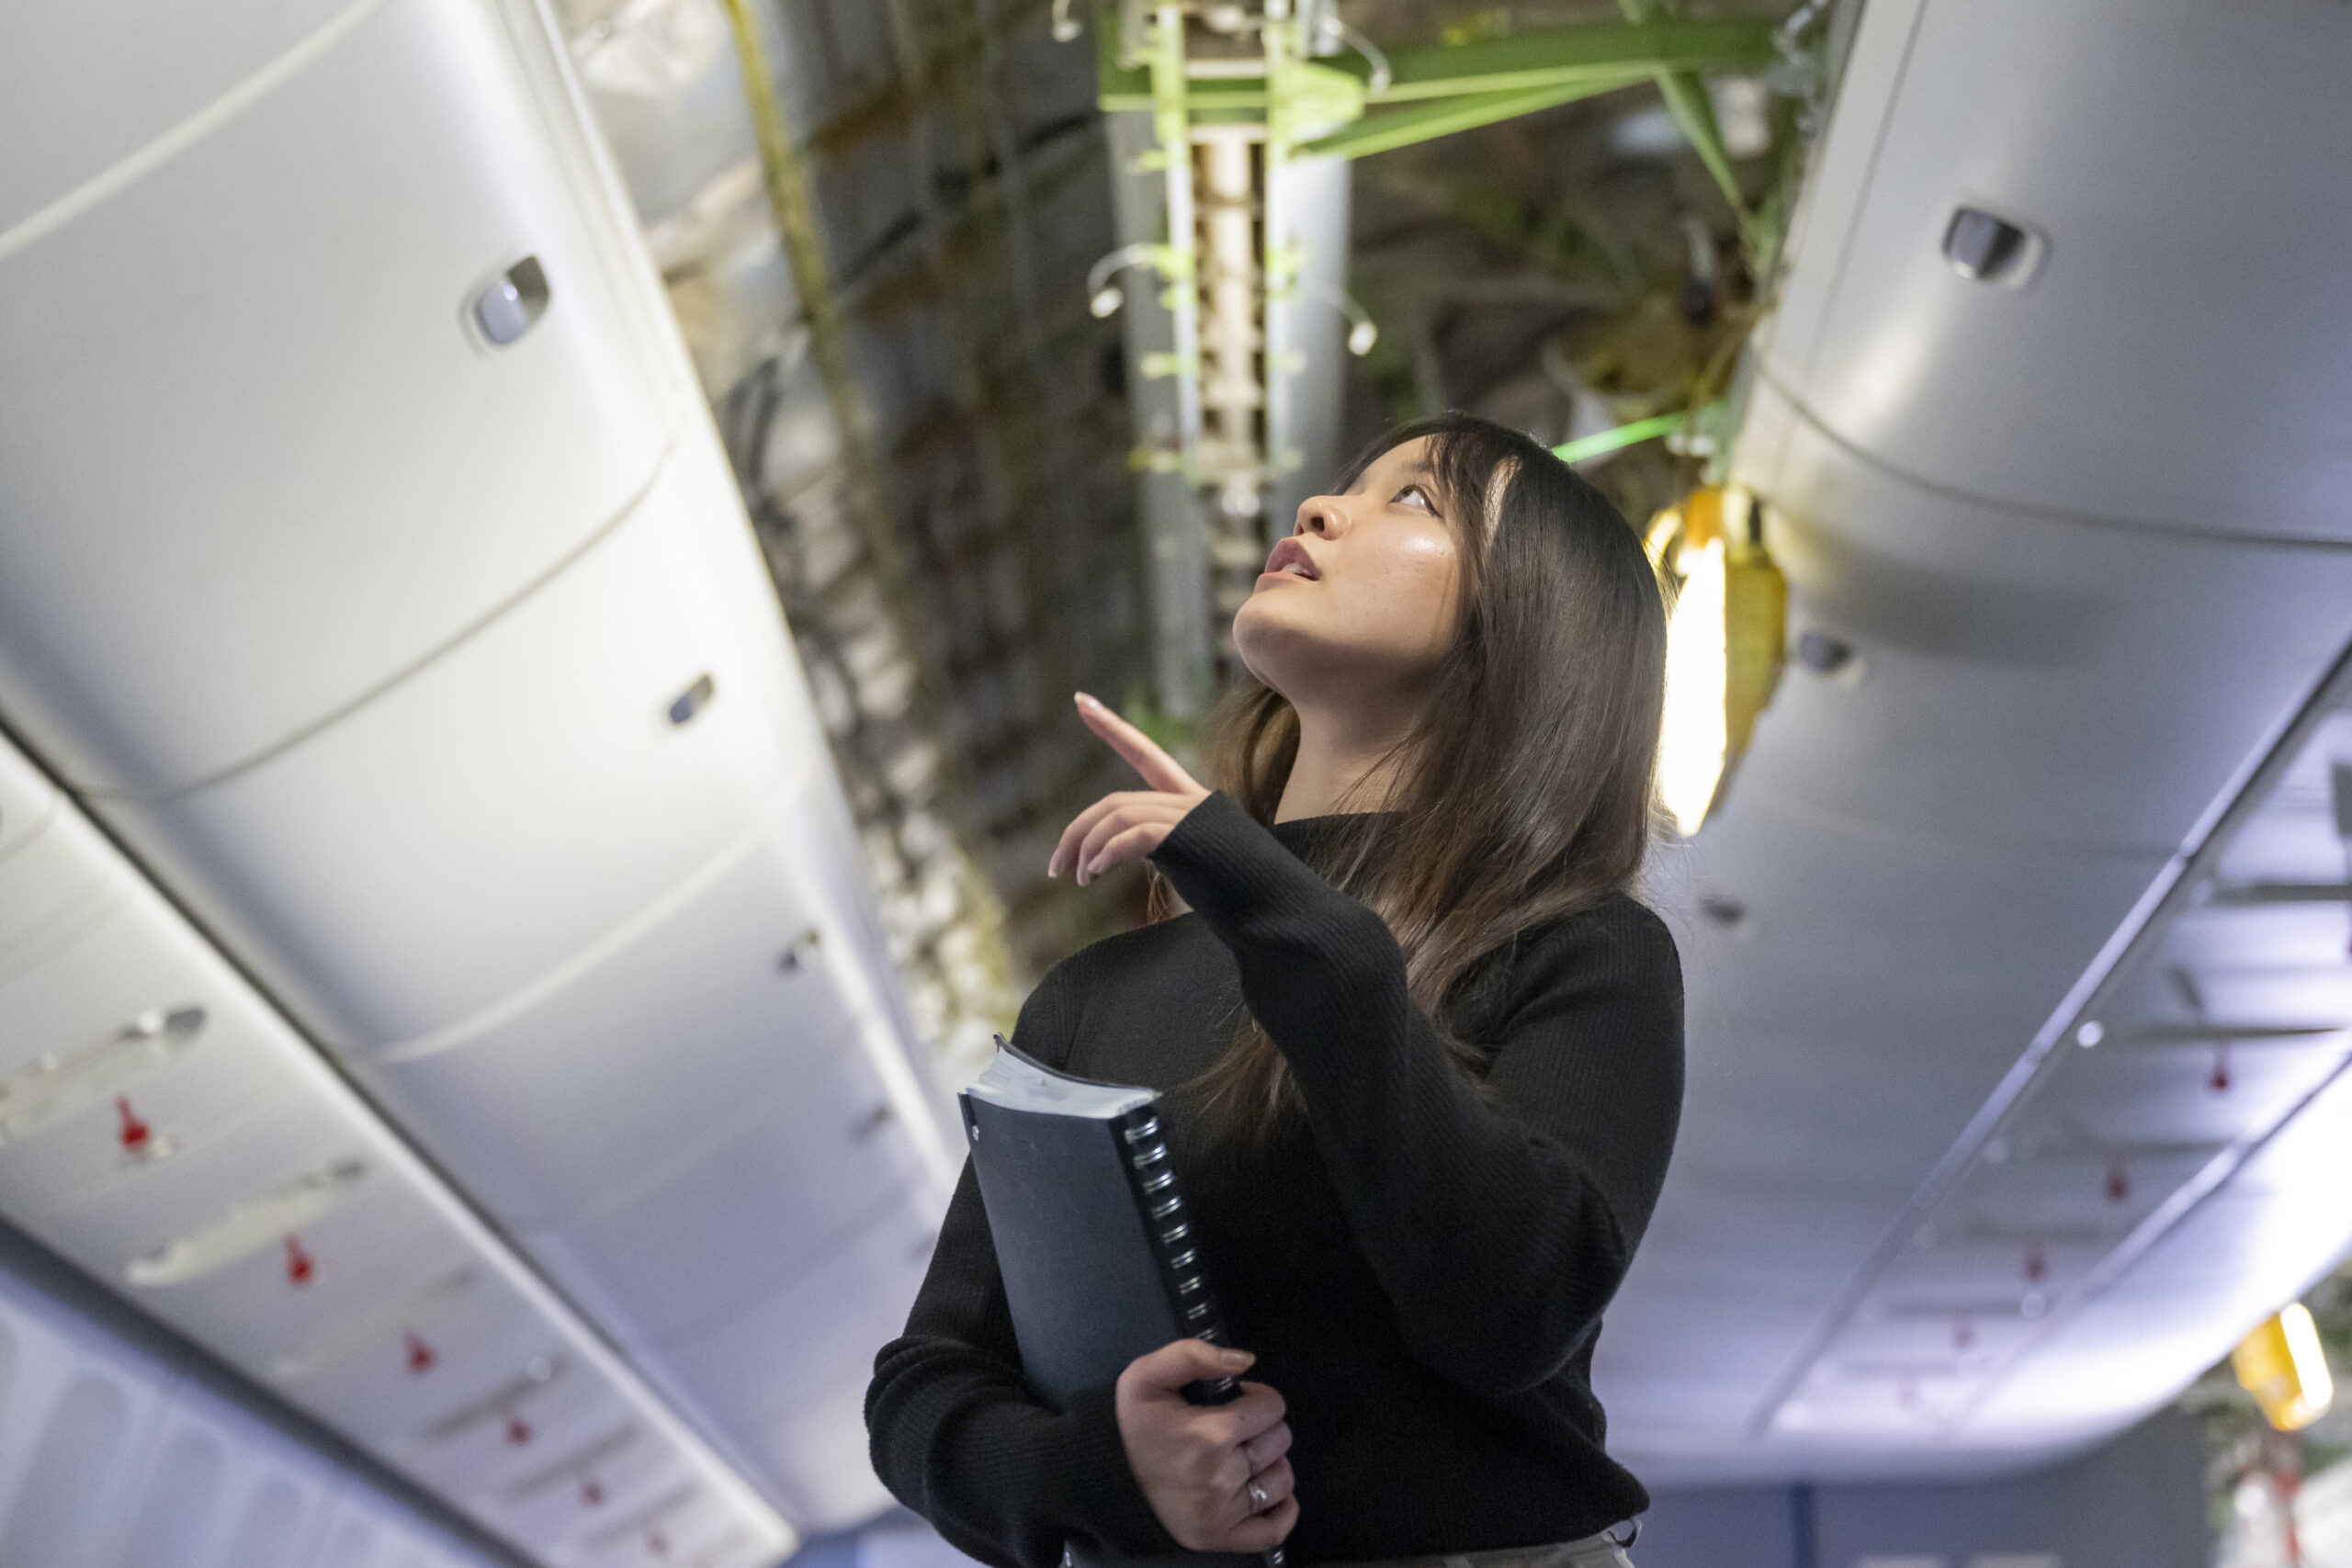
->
[[1232, 435, 1466, 714]]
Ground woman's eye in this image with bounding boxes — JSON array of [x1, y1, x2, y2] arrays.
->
[[1393, 484, 1433, 512]]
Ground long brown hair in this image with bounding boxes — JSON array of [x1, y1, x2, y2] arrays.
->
[[1168, 412, 1668, 1130]]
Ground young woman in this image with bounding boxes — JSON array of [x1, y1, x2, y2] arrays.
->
[[865, 413, 1683, 1568]]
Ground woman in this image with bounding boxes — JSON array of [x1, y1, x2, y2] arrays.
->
[[865, 412, 1683, 1568]]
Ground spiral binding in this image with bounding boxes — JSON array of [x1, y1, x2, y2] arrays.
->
[[1114, 1107, 1286, 1567], [1114, 1111, 1238, 1395]]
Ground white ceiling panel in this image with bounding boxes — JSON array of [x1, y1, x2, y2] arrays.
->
[[0, 847, 196, 1062], [0, 0, 676, 796], [269, 1266, 550, 1440]]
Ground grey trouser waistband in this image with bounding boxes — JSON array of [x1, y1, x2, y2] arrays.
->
[[1329, 1527, 1637, 1568], [1066, 1526, 1636, 1568]]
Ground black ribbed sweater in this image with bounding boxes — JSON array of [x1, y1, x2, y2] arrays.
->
[[865, 791, 1684, 1566]]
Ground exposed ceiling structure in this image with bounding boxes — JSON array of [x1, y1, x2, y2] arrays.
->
[[555, 0, 1165, 1066]]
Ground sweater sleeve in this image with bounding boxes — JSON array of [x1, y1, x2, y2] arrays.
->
[[1149, 790, 1685, 1399], [865, 958, 1182, 1568]]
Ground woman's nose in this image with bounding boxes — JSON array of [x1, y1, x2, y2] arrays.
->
[[1293, 495, 1343, 536]]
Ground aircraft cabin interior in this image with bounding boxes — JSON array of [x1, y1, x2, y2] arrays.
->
[[0, 0, 2347, 1565]]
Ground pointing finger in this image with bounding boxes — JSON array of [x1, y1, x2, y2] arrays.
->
[[1075, 694, 1199, 796]]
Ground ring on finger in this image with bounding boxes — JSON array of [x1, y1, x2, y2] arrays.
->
[[1246, 1478, 1271, 1512]]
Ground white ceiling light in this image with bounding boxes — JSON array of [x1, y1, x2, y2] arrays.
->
[[1653, 486, 1788, 837], [1660, 534, 1730, 837]]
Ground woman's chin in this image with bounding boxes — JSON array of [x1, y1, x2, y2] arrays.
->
[[1229, 611, 1323, 697]]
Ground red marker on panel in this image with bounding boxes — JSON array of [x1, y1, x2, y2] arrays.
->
[[285, 1235, 316, 1286], [116, 1097, 152, 1153], [505, 1412, 532, 1447], [404, 1332, 436, 1374]]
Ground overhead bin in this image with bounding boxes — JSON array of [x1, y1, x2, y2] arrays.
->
[[0, 0, 944, 1532], [97, 448, 816, 1054], [0, 0, 361, 238], [0, 0, 678, 797], [361, 805, 865, 1228], [1730, 378, 2352, 855], [516, 1083, 929, 1350], [1757, 0, 2352, 537], [652, 1189, 941, 1527]]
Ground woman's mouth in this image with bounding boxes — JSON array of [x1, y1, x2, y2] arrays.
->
[[1261, 538, 1319, 580]]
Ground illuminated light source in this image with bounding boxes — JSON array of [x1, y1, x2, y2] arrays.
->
[[1658, 534, 1727, 835], [2233, 1302, 2335, 1431], [1653, 485, 1787, 836]]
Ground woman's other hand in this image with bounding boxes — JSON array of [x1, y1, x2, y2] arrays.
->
[[1047, 694, 1210, 886], [1114, 1340, 1298, 1553]]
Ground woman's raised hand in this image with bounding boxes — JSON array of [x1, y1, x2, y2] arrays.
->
[[1114, 1340, 1298, 1552], [1046, 694, 1211, 886]]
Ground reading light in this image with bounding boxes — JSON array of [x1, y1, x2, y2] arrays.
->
[[1653, 486, 1787, 836], [2233, 1302, 2335, 1431]]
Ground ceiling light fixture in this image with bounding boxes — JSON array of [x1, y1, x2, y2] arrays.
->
[[1653, 485, 1787, 836], [2233, 1302, 2335, 1431]]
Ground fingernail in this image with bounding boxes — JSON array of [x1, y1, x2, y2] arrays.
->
[[1221, 1348, 1254, 1370], [1075, 692, 1098, 708]]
